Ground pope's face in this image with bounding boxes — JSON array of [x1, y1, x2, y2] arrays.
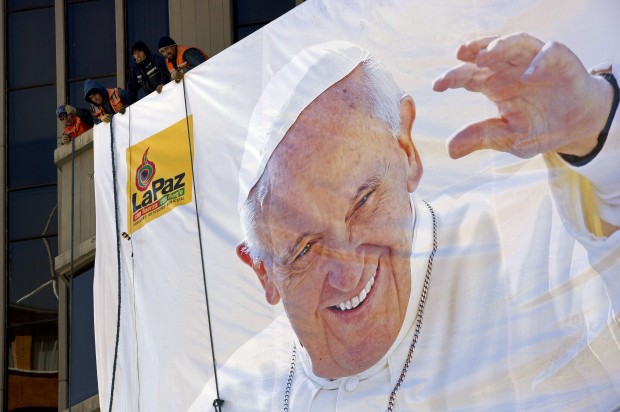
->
[[247, 68, 422, 378]]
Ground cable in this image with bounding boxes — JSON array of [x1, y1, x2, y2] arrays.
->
[[108, 116, 123, 412], [180, 79, 224, 412], [127, 106, 141, 411]]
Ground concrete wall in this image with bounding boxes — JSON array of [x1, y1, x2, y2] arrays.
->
[[169, 0, 233, 57], [54, 131, 96, 277]]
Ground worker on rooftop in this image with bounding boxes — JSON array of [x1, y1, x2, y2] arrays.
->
[[157, 35, 208, 83]]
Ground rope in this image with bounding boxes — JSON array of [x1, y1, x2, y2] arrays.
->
[[108, 116, 123, 412], [180, 79, 224, 411], [127, 106, 142, 411]]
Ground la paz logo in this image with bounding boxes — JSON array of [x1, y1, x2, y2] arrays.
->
[[126, 116, 194, 234], [136, 148, 156, 191]]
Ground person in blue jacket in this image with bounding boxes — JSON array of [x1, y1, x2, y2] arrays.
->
[[127, 40, 171, 100], [84, 79, 131, 124]]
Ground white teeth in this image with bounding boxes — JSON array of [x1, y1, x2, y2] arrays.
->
[[365, 281, 372, 294], [335, 274, 376, 311]]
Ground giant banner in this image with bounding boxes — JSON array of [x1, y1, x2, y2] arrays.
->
[[94, 1, 620, 411]]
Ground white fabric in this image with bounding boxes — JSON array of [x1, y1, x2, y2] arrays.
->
[[551, 64, 620, 228], [93, 85, 216, 411], [192, 181, 620, 411], [92, 1, 620, 411]]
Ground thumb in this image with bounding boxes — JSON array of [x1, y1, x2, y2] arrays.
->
[[448, 118, 512, 159]]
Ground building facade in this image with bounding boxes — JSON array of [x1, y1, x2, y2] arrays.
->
[[1, 0, 302, 410]]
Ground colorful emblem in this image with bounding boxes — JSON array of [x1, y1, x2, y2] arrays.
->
[[135, 147, 156, 191]]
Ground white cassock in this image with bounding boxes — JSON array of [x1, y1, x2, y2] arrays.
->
[[190, 70, 620, 412]]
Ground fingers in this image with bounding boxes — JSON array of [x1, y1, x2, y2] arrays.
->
[[448, 118, 513, 159], [449, 118, 543, 159], [456, 35, 499, 62], [434, 36, 497, 91], [520, 40, 581, 83], [171, 70, 183, 83], [476, 32, 544, 72], [433, 63, 491, 92], [435, 33, 545, 92]]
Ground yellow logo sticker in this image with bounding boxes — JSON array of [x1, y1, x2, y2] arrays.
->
[[126, 116, 194, 234]]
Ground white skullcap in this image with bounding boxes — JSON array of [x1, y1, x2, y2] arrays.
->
[[237, 40, 371, 211]]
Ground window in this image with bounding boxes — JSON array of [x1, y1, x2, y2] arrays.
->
[[70, 267, 98, 405], [66, 0, 116, 105], [126, 0, 169, 100], [233, 0, 297, 41]]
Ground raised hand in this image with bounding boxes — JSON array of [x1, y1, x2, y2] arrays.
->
[[433, 33, 613, 159]]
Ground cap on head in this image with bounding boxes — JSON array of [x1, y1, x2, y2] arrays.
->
[[237, 41, 370, 213], [157, 36, 176, 50], [56, 105, 68, 119]]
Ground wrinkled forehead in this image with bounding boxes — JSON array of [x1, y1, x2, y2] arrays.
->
[[237, 41, 371, 211]]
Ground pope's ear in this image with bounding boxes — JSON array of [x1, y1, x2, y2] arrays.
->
[[236, 242, 281, 305], [396, 95, 423, 193]]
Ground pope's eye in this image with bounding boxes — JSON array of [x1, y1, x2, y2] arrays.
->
[[296, 242, 313, 260], [355, 190, 374, 210]]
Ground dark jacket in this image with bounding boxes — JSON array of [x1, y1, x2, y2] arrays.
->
[[127, 41, 170, 101], [84, 79, 131, 124], [75, 108, 94, 127]]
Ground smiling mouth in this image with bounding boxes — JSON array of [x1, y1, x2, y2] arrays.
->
[[332, 274, 376, 311]]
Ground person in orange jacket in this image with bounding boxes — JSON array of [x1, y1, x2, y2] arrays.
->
[[157, 36, 208, 84], [84, 79, 132, 124], [56, 104, 93, 144]]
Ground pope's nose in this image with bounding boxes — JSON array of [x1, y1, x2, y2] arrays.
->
[[324, 246, 364, 292]]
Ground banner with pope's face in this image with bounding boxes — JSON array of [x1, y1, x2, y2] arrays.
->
[[93, 1, 620, 411]]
